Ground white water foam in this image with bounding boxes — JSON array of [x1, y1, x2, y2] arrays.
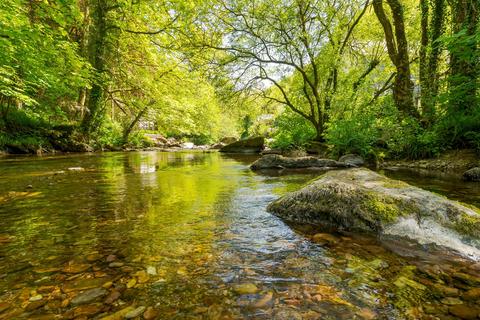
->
[[383, 217, 480, 261]]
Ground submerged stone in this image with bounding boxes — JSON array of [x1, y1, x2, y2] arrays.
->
[[267, 168, 480, 259], [124, 306, 146, 319], [233, 283, 259, 294], [71, 288, 108, 305], [62, 278, 110, 293], [441, 297, 463, 305], [463, 288, 480, 300], [449, 305, 479, 320], [143, 306, 159, 319]]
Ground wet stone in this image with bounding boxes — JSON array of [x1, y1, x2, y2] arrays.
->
[[28, 314, 58, 320], [104, 290, 121, 304], [274, 308, 303, 320], [146, 266, 157, 276], [63, 263, 91, 274], [86, 253, 103, 262], [73, 303, 103, 317], [71, 288, 108, 305], [63, 277, 110, 293], [470, 263, 480, 272], [449, 304, 479, 320], [29, 294, 43, 302], [441, 297, 463, 305], [98, 305, 135, 320], [108, 262, 124, 268], [0, 302, 10, 313], [124, 306, 146, 318], [25, 299, 47, 311], [452, 272, 480, 286], [233, 283, 258, 294], [143, 306, 159, 319], [463, 288, 480, 300], [432, 284, 460, 297], [312, 233, 339, 245]]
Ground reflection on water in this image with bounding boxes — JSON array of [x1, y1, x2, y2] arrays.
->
[[0, 152, 479, 319]]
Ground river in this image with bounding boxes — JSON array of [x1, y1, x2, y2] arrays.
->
[[0, 151, 479, 319]]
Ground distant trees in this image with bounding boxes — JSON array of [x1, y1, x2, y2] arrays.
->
[[202, 0, 372, 141]]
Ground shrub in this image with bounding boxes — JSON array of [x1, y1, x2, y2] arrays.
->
[[325, 112, 380, 159], [270, 111, 316, 149]]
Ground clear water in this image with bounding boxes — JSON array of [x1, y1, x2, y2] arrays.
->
[[0, 152, 479, 320]]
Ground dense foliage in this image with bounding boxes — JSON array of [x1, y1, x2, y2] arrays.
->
[[0, 0, 478, 158]]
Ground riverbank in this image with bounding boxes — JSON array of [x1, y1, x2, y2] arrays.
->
[[380, 149, 479, 173]]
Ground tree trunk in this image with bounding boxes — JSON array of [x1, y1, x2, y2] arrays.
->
[[123, 107, 148, 143], [448, 0, 478, 113], [420, 0, 445, 125], [81, 0, 107, 134], [373, 0, 419, 118]]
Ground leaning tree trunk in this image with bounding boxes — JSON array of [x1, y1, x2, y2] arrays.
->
[[373, 0, 419, 119], [122, 106, 148, 144]]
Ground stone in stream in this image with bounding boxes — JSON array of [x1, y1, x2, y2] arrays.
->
[[0, 302, 10, 313], [233, 283, 259, 294], [267, 168, 480, 259], [146, 266, 157, 275], [71, 288, 108, 305], [463, 167, 480, 182], [449, 304, 480, 319], [104, 289, 121, 304], [25, 299, 47, 311], [250, 154, 351, 170], [124, 306, 146, 319], [98, 305, 136, 320], [311, 233, 339, 246], [63, 277, 110, 293], [143, 306, 159, 319], [440, 297, 463, 305], [463, 288, 480, 300], [219, 137, 264, 154], [73, 303, 103, 318], [338, 154, 365, 167]]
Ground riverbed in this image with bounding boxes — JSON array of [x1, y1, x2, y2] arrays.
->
[[0, 151, 479, 319]]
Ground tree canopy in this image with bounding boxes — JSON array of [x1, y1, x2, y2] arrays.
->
[[0, 0, 478, 158]]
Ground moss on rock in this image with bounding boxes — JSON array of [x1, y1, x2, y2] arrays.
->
[[267, 168, 480, 255]]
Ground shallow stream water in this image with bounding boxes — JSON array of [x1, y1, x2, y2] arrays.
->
[[0, 151, 479, 319]]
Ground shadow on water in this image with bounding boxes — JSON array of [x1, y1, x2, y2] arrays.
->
[[0, 151, 479, 319]]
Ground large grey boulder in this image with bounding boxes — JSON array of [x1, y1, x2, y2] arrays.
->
[[219, 137, 265, 154], [267, 168, 480, 259], [463, 167, 480, 182], [251, 154, 351, 170]]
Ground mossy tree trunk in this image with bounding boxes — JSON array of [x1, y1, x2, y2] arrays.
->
[[373, 0, 419, 119]]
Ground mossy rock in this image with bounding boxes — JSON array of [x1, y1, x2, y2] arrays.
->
[[267, 168, 480, 258], [250, 154, 350, 170], [219, 137, 265, 154]]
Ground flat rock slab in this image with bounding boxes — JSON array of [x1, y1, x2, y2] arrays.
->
[[250, 154, 351, 170], [267, 168, 480, 259]]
